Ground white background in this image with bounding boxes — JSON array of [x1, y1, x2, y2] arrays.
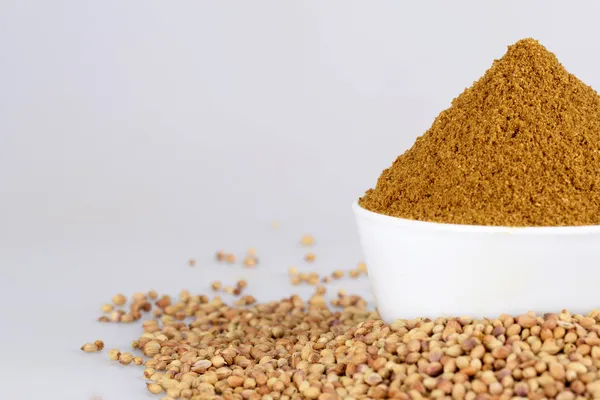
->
[[3, 1, 600, 399]]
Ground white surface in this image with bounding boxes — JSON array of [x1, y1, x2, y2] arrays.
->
[[4, 1, 600, 399], [354, 202, 600, 322]]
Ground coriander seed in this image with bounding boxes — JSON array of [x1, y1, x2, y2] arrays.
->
[[81, 343, 99, 353], [86, 289, 600, 398], [112, 294, 127, 306], [118, 352, 134, 365], [147, 383, 163, 394], [101, 304, 114, 313], [300, 234, 314, 246], [108, 349, 120, 361], [332, 270, 344, 279]]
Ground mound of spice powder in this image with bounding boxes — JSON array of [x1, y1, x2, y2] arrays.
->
[[359, 38, 600, 226]]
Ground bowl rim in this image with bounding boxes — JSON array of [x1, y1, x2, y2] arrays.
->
[[352, 200, 600, 235]]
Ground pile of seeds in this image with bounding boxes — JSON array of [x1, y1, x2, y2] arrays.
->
[[85, 288, 600, 399], [82, 233, 600, 398]]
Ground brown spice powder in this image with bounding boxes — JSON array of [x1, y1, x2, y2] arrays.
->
[[360, 38, 600, 226]]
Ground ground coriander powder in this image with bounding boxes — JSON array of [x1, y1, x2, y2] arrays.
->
[[359, 38, 600, 226]]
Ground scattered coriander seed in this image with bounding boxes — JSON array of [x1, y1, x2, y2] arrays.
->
[[288, 266, 298, 275], [108, 349, 120, 361], [109, 310, 124, 322], [322, 276, 332, 283], [86, 288, 600, 398], [98, 316, 110, 323], [147, 290, 158, 300], [224, 286, 235, 295], [179, 289, 190, 301], [211, 281, 222, 291], [290, 275, 301, 285], [101, 304, 114, 313], [188, 258, 196, 267], [118, 352, 134, 365], [356, 261, 368, 274], [332, 270, 344, 279], [300, 234, 314, 246], [81, 343, 99, 352], [247, 247, 257, 256], [142, 340, 160, 356], [93, 340, 104, 351], [131, 292, 146, 302], [111, 294, 127, 306], [243, 256, 257, 267], [304, 252, 316, 262], [224, 253, 236, 264], [147, 383, 163, 394], [215, 250, 225, 261], [349, 269, 360, 279], [121, 313, 134, 323], [236, 279, 248, 289], [155, 295, 171, 309]]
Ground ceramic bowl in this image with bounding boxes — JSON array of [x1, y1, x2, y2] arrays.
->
[[353, 200, 600, 322]]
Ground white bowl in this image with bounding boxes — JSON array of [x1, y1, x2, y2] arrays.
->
[[353, 200, 600, 322]]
